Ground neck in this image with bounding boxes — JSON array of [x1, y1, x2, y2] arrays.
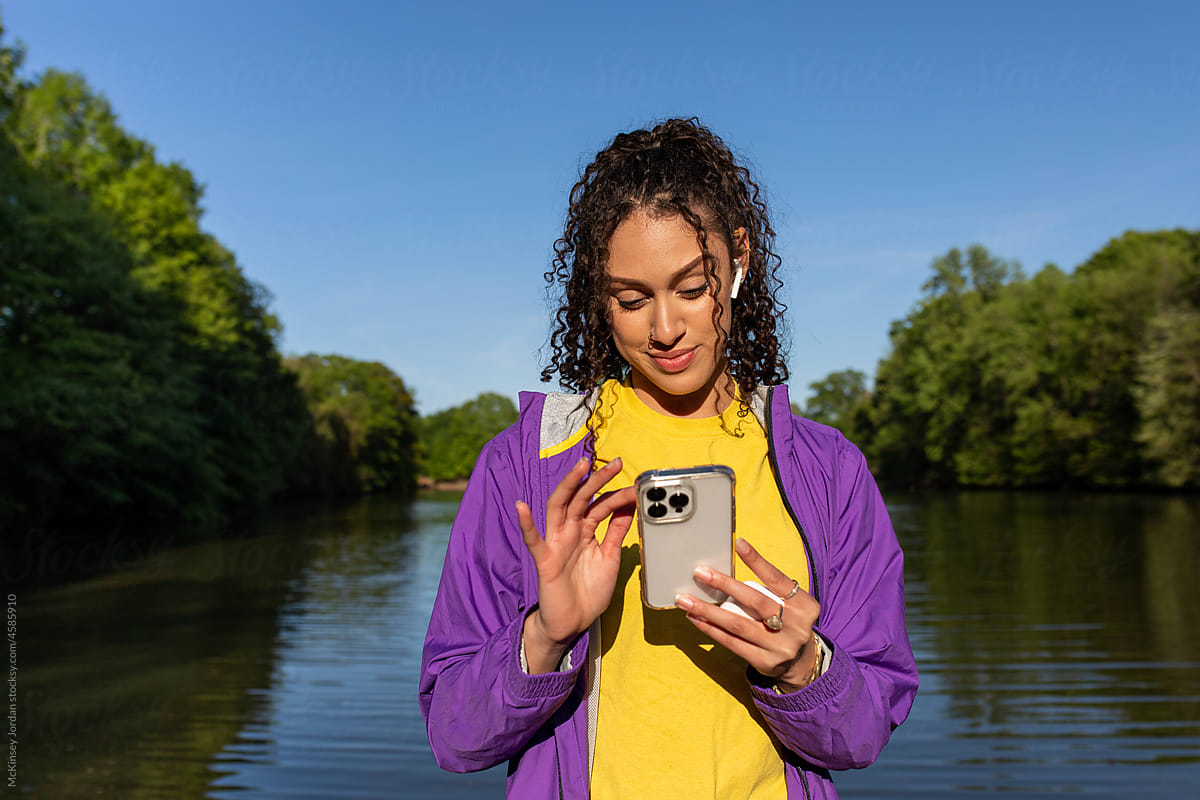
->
[[629, 367, 734, 419]]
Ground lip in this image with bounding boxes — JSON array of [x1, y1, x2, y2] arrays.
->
[[649, 347, 698, 373]]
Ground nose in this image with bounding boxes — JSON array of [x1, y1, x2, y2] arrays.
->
[[650, 295, 685, 347]]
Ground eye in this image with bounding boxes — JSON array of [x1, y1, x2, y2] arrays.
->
[[615, 295, 648, 311], [679, 284, 708, 299]]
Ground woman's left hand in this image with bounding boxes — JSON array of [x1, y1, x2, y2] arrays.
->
[[676, 538, 821, 693]]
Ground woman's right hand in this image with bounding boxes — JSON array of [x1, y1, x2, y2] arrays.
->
[[516, 456, 636, 674]]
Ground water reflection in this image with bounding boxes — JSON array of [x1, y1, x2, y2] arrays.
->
[[16, 511, 316, 799], [10, 492, 1200, 798], [837, 492, 1200, 797]]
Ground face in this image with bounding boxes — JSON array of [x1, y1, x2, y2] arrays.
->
[[605, 209, 738, 418]]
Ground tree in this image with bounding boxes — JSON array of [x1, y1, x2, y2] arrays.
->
[[0, 24, 227, 527], [965, 243, 1019, 301], [798, 369, 867, 437], [921, 247, 967, 298], [285, 355, 420, 493], [1129, 230, 1200, 487], [4, 64, 311, 514], [0, 22, 321, 531], [1135, 306, 1200, 487], [861, 233, 1200, 489], [419, 392, 518, 482], [0, 133, 218, 526]]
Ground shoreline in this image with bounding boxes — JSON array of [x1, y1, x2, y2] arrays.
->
[[416, 477, 469, 492]]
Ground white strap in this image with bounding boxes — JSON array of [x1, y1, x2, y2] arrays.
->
[[586, 617, 601, 777]]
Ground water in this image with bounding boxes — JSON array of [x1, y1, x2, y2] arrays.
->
[[6, 491, 1200, 798]]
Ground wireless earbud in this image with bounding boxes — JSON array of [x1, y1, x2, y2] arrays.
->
[[730, 259, 745, 299]]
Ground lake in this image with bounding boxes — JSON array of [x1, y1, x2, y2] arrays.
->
[[6, 490, 1200, 798]]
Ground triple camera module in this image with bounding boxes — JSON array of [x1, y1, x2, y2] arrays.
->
[[643, 483, 694, 521]]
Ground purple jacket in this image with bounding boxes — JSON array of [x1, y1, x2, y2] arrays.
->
[[420, 385, 918, 799]]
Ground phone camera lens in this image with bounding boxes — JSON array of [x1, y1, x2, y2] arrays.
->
[[647, 487, 666, 502], [647, 503, 667, 518], [669, 493, 688, 510]]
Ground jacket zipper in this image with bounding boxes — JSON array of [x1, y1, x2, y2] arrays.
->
[[765, 387, 819, 800]]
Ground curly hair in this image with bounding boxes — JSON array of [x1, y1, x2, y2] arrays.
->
[[541, 117, 789, 400]]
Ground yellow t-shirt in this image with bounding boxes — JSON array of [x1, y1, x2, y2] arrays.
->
[[590, 378, 810, 800]]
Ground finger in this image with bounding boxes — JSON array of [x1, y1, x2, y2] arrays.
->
[[680, 595, 805, 677], [679, 601, 773, 664], [565, 457, 624, 521], [679, 591, 766, 634], [516, 501, 544, 560], [597, 490, 637, 558], [546, 458, 591, 531], [583, 485, 636, 527], [692, 567, 779, 620], [689, 612, 808, 683], [736, 538, 802, 599]]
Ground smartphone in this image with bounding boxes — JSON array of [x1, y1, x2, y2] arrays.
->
[[635, 465, 735, 609]]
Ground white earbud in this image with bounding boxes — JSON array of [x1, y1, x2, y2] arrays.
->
[[730, 259, 745, 299]]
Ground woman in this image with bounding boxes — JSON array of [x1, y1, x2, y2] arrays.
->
[[420, 118, 917, 799]]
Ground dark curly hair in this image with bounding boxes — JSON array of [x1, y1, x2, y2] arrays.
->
[[541, 117, 789, 401]]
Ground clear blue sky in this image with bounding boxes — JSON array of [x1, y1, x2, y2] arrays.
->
[[5, 0, 1198, 413]]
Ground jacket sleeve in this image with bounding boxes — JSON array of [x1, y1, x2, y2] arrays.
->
[[418, 430, 588, 772], [749, 434, 918, 770]]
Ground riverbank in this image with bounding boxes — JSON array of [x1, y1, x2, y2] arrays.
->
[[417, 476, 469, 492]]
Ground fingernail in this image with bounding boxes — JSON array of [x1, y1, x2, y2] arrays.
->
[[610, 456, 621, 467], [675, 594, 694, 610], [694, 566, 712, 581], [735, 538, 751, 555]]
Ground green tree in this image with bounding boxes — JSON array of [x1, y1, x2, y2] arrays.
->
[[921, 247, 967, 298], [797, 369, 867, 439], [965, 243, 1019, 301], [0, 20, 321, 531], [866, 246, 999, 485], [0, 132, 218, 525], [3, 62, 310, 515], [285, 355, 420, 493], [420, 392, 518, 482], [1127, 230, 1200, 487], [0, 24, 224, 527], [862, 232, 1199, 489], [1135, 307, 1200, 487]]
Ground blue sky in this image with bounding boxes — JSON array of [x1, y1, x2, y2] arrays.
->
[[4, 0, 1198, 413]]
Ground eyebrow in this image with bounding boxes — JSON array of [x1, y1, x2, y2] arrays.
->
[[607, 254, 706, 290]]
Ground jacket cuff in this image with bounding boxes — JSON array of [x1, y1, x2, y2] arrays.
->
[[748, 629, 850, 712], [506, 614, 588, 700]]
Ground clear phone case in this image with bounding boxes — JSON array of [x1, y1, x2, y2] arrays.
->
[[635, 465, 735, 609]]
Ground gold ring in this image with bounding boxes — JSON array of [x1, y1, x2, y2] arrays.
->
[[764, 605, 784, 632], [783, 580, 801, 600]]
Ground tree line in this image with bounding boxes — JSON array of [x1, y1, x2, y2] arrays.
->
[[0, 20, 515, 536], [799, 236, 1200, 489]]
